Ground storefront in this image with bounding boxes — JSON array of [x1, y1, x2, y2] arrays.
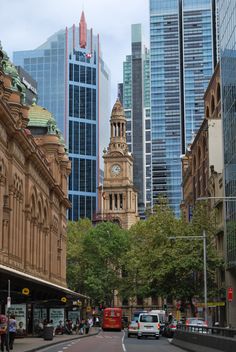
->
[[0, 265, 89, 336]]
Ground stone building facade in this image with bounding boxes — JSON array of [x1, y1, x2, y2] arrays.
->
[[181, 64, 226, 324], [0, 48, 88, 330], [181, 64, 222, 220]]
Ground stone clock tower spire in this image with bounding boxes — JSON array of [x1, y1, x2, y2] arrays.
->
[[98, 99, 139, 229]]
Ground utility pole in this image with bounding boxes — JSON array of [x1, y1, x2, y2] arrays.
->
[[203, 230, 207, 323]]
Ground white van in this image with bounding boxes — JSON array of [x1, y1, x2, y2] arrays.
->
[[137, 313, 160, 339], [149, 310, 167, 334]]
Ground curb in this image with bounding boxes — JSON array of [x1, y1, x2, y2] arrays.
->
[[24, 330, 100, 352]]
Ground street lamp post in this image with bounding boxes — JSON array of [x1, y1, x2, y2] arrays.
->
[[168, 230, 208, 323]]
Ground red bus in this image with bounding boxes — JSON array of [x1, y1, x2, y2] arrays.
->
[[102, 308, 122, 331]]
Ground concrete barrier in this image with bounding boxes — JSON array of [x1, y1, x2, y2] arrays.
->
[[172, 329, 236, 352]]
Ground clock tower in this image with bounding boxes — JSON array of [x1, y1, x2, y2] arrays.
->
[[98, 99, 139, 229]]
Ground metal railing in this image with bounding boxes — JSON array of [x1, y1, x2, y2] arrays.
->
[[177, 324, 236, 338]]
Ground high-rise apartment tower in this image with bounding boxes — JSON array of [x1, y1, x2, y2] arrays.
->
[[218, 0, 236, 327], [149, 0, 217, 215], [122, 24, 152, 217]]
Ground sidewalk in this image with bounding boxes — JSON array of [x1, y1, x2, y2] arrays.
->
[[12, 327, 100, 352]]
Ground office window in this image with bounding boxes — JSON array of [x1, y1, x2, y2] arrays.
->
[[80, 159, 85, 191], [86, 124, 92, 156], [86, 67, 92, 84], [86, 88, 92, 119], [74, 64, 79, 82], [69, 63, 73, 81], [74, 86, 79, 117], [80, 65, 85, 83], [86, 159, 92, 192], [80, 122, 85, 155], [92, 89, 96, 120], [80, 87, 85, 118]]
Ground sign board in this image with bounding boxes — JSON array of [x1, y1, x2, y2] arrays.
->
[[228, 287, 233, 302], [49, 308, 64, 328], [6, 304, 26, 335], [22, 288, 30, 296], [68, 311, 80, 326], [196, 301, 225, 308]]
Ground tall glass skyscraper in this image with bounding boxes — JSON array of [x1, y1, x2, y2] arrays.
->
[[150, 0, 217, 215], [122, 24, 152, 217], [218, 0, 236, 327], [13, 12, 110, 220]]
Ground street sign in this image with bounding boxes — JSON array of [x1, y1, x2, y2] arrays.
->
[[22, 288, 30, 295], [228, 287, 233, 302]]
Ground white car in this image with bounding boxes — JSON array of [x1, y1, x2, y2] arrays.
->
[[137, 313, 160, 339]]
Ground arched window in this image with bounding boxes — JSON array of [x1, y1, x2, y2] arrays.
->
[[211, 95, 215, 114], [217, 83, 221, 103], [206, 106, 209, 118]]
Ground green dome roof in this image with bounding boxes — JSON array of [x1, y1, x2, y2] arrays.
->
[[28, 101, 56, 128], [28, 101, 68, 152]]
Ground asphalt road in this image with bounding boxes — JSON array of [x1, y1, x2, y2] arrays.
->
[[40, 330, 186, 352]]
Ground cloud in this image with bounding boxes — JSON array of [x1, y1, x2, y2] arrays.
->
[[1, 0, 149, 156], [1, 0, 149, 100]]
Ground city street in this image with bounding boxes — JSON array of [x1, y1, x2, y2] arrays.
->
[[40, 331, 186, 352]]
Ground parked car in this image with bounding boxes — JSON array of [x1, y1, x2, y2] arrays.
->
[[137, 313, 160, 339], [127, 321, 138, 337], [163, 319, 178, 338], [185, 318, 208, 333]]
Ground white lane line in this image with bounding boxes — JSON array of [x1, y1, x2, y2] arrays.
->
[[122, 330, 127, 352]]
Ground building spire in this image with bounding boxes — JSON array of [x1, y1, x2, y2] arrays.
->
[[79, 10, 87, 48]]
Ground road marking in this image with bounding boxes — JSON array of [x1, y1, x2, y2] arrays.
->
[[122, 330, 127, 352]]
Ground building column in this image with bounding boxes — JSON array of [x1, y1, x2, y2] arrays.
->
[[8, 189, 14, 254], [24, 210, 31, 267]]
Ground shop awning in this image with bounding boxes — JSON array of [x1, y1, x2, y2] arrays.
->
[[0, 264, 89, 302]]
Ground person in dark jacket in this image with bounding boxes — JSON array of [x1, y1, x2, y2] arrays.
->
[[85, 319, 90, 334]]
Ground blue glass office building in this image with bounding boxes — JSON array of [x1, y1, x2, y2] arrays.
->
[[218, 0, 236, 326], [122, 24, 152, 217], [150, 0, 217, 215], [13, 13, 110, 220]]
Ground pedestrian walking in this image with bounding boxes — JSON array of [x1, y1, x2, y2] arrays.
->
[[85, 319, 90, 334], [0, 314, 8, 352], [8, 314, 16, 350], [79, 320, 85, 335]]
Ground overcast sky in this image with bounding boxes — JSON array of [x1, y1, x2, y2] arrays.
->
[[1, 0, 149, 106]]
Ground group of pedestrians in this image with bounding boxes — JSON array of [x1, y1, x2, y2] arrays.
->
[[76, 318, 93, 335], [0, 314, 17, 351]]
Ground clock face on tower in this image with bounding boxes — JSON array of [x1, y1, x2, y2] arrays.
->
[[111, 164, 121, 176]]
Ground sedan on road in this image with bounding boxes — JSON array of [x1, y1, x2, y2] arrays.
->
[[128, 320, 138, 337], [185, 318, 208, 333]]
